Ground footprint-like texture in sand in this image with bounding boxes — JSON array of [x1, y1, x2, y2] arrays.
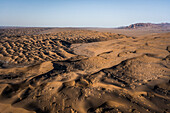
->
[[0, 29, 170, 113]]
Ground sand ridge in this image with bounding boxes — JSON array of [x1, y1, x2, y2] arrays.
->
[[0, 30, 131, 68], [0, 29, 169, 113]]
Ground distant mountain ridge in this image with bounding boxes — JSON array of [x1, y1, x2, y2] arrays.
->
[[118, 23, 170, 29]]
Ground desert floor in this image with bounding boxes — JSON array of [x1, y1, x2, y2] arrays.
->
[[0, 28, 169, 113]]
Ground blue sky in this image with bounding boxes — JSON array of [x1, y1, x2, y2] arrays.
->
[[0, 0, 170, 27]]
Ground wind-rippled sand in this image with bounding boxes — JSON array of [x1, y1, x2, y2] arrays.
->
[[0, 29, 169, 113]]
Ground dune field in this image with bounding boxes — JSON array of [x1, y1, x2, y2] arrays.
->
[[0, 27, 169, 113]]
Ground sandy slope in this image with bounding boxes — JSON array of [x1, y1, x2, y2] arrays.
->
[[0, 30, 170, 113]]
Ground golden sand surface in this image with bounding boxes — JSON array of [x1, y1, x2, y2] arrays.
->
[[0, 28, 169, 113]]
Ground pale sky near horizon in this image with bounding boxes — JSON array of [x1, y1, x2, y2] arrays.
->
[[0, 0, 170, 27]]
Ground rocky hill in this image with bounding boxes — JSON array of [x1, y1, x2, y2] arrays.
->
[[119, 23, 170, 29]]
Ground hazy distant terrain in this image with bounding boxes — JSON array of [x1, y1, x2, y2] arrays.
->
[[118, 23, 170, 29], [89, 23, 170, 36], [0, 24, 170, 113], [1, 23, 170, 37]]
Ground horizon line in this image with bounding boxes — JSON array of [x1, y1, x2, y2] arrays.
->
[[0, 25, 117, 29], [1, 22, 170, 28]]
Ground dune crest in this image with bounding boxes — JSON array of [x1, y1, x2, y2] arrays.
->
[[0, 29, 169, 112]]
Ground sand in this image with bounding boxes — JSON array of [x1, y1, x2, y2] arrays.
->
[[0, 28, 170, 113]]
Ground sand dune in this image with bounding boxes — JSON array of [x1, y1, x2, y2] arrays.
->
[[0, 29, 169, 113]]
